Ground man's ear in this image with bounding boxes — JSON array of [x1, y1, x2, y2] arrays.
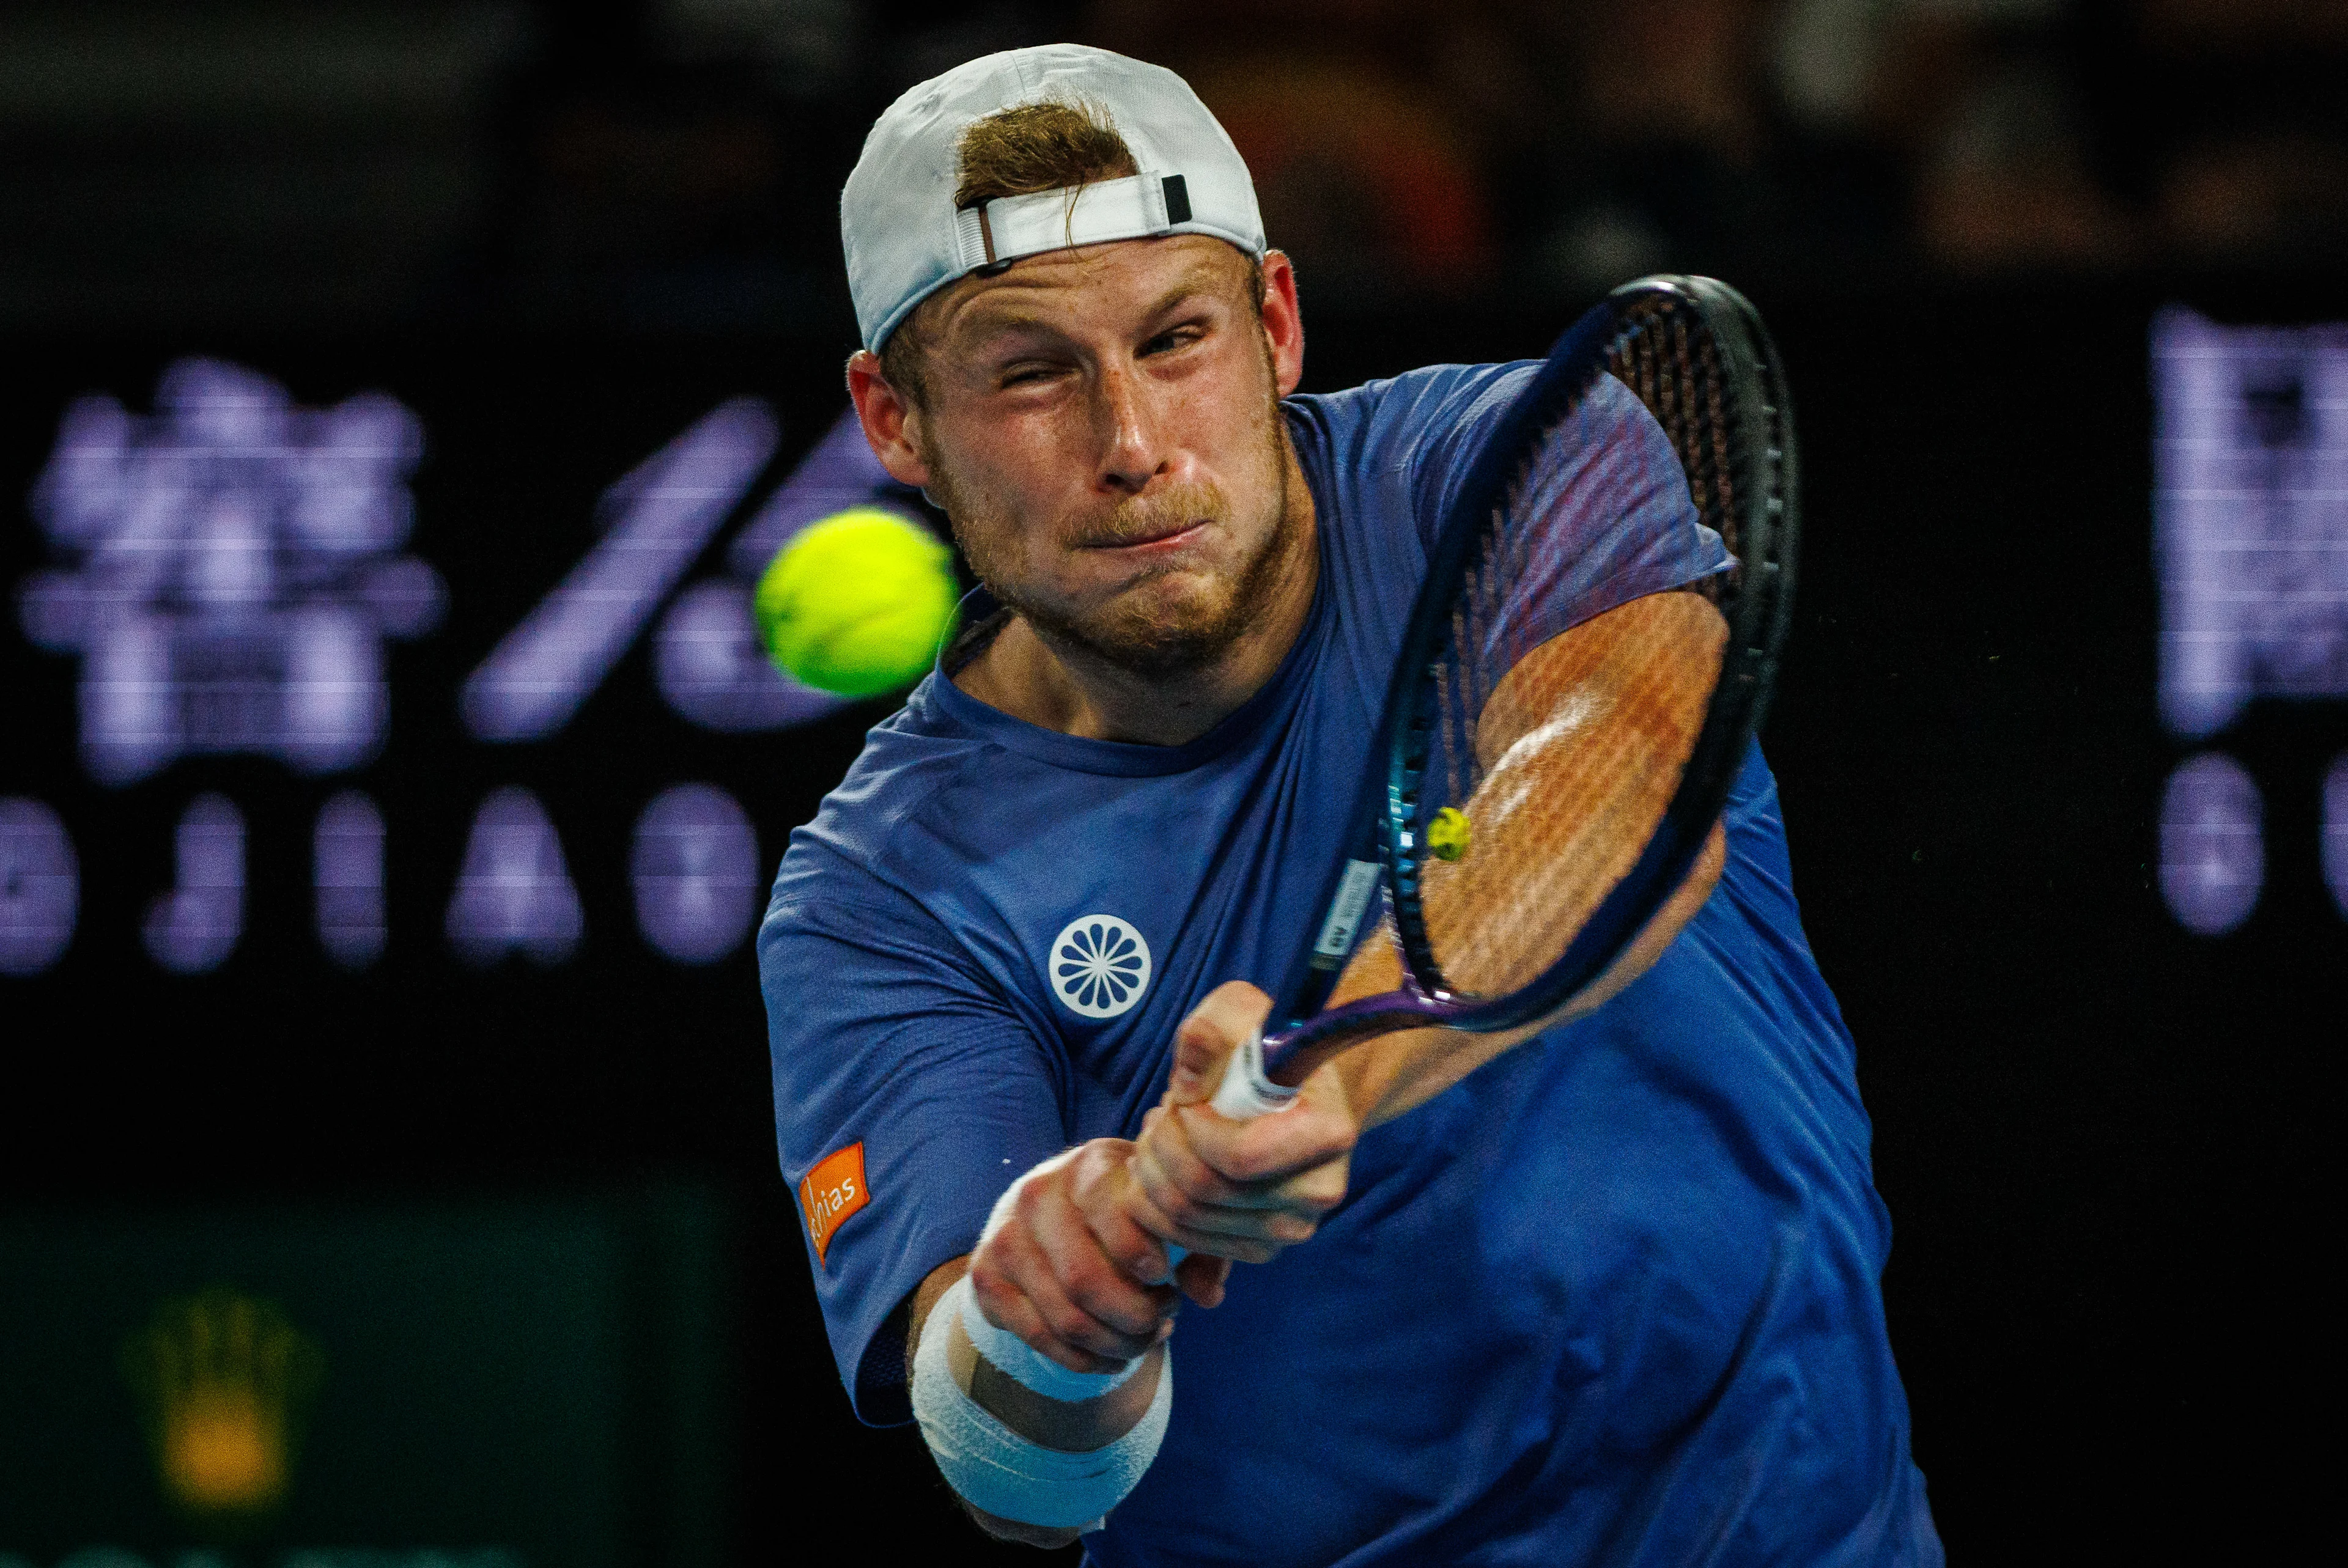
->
[[846, 349, 935, 490], [1258, 251, 1305, 400]]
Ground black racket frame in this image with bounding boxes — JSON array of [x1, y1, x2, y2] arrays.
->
[[1258, 274, 1800, 1086]]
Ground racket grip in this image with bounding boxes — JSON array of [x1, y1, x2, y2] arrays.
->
[[1208, 1028, 1300, 1121], [1161, 1034, 1299, 1275]]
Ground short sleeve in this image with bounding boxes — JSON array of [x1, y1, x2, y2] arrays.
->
[[761, 858, 1068, 1426], [1406, 366, 1732, 645], [1288, 362, 1729, 658]]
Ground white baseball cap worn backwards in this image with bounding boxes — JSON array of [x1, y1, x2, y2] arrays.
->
[[842, 44, 1266, 352]]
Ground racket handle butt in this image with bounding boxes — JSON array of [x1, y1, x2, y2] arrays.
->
[[1209, 1029, 1300, 1122]]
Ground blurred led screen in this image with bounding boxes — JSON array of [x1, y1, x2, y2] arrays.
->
[[3, 359, 928, 979], [0, 344, 879, 1568], [2153, 308, 2348, 932]]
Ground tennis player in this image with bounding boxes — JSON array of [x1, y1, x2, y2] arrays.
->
[[762, 43, 1941, 1564]]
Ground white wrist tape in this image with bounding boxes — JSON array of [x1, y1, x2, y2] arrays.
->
[[911, 1273, 1173, 1529], [972, 1149, 1147, 1401]]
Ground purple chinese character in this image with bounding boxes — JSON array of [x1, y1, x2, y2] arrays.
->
[[19, 359, 443, 784]]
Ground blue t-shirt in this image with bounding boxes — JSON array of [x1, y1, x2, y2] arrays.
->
[[761, 364, 1940, 1566]]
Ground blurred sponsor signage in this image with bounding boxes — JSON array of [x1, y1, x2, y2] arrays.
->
[[2152, 308, 2348, 932], [124, 1290, 323, 1520], [0, 1192, 722, 1567], [4, 361, 924, 979]]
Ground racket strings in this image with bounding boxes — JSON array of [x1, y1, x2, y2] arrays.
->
[[1609, 307, 1740, 586], [1409, 306, 1745, 999], [1439, 601, 1468, 812], [1421, 463, 1555, 856], [1446, 495, 1538, 812], [1416, 592, 1725, 995]]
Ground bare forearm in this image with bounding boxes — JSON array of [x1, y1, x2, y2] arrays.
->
[[1322, 594, 1731, 1130], [1325, 820, 1725, 1130]]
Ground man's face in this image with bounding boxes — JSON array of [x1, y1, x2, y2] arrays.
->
[[888, 237, 1303, 680]]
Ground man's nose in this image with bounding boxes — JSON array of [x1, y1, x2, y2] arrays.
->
[[1092, 364, 1170, 497]]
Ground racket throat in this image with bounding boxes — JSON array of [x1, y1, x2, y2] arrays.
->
[[1258, 976, 1460, 1089]]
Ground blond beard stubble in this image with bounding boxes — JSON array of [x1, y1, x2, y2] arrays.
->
[[930, 383, 1305, 682]]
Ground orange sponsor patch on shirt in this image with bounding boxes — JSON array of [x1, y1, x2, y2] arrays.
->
[[799, 1141, 869, 1266]]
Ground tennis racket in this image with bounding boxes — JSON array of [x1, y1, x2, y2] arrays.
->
[[1211, 274, 1799, 1117]]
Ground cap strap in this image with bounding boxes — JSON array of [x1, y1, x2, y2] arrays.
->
[[951, 173, 1183, 273]]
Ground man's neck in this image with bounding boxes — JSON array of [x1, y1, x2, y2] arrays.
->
[[953, 458, 1318, 747]]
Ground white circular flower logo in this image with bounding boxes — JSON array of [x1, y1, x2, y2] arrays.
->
[[1049, 914, 1151, 1019]]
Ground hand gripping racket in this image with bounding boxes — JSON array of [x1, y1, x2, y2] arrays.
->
[[1210, 274, 1800, 1119]]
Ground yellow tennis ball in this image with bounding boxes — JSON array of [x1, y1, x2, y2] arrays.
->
[[753, 508, 959, 698]]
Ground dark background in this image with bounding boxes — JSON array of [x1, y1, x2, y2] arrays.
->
[[3, 2, 2344, 1564]]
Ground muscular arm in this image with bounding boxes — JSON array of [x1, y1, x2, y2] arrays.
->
[[1327, 589, 1729, 1128], [1290, 587, 1730, 1128]]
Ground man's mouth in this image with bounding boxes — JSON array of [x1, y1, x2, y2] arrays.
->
[[1081, 519, 1206, 552]]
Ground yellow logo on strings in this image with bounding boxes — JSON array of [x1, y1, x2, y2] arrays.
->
[[122, 1289, 323, 1518], [1428, 808, 1472, 862]]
